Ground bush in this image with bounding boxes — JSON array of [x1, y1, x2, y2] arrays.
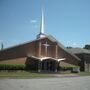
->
[[0, 64, 26, 70], [60, 65, 80, 71]]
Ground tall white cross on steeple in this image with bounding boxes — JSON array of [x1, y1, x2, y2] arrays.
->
[[37, 5, 46, 39]]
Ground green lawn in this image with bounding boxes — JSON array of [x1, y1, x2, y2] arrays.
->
[[0, 71, 90, 78], [61, 71, 90, 76], [78, 72, 90, 76], [0, 71, 54, 78]]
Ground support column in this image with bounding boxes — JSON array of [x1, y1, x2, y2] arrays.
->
[[38, 41, 41, 57], [55, 43, 58, 59], [55, 43, 58, 72], [38, 61, 42, 72], [55, 61, 58, 72], [38, 41, 42, 72], [44, 61, 47, 71]]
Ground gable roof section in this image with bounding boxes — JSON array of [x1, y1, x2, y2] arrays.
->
[[0, 39, 39, 52], [0, 35, 80, 61], [67, 48, 90, 54], [46, 35, 80, 61]]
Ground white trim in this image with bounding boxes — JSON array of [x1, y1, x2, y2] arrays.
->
[[57, 58, 66, 62], [30, 56, 66, 62]]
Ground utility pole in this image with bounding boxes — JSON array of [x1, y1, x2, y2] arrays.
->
[[0, 42, 3, 50], [1, 43, 3, 50]]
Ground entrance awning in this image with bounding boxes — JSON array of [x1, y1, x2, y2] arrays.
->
[[29, 56, 66, 62]]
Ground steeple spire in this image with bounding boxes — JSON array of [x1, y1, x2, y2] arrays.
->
[[37, 6, 46, 39], [40, 7, 44, 34]]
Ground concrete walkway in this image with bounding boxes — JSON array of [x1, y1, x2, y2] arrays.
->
[[53, 74, 80, 78], [0, 76, 90, 90]]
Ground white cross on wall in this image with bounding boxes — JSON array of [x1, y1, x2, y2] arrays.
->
[[43, 41, 50, 55]]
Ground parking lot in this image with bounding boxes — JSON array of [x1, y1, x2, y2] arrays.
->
[[0, 76, 90, 90]]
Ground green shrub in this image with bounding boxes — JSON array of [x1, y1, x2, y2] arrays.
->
[[0, 64, 26, 70], [60, 65, 80, 71]]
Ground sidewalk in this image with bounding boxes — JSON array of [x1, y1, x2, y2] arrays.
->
[[53, 74, 80, 78]]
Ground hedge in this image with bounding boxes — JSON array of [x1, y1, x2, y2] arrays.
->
[[60, 65, 80, 70], [0, 64, 26, 70]]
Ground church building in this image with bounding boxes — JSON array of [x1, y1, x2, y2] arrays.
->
[[0, 9, 81, 72]]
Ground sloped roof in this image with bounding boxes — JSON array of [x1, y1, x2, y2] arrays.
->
[[67, 48, 90, 54], [0, 39, 39, 52], [46, 35, 80, 61], [0, 35, 80, 61]]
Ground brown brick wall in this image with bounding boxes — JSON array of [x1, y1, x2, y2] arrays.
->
[[58, 47, 79, 66], [0, 41, 38, 60], [0, 38, 79, 67], [0, 57, 27, 64], [84, 54, 90, 72]]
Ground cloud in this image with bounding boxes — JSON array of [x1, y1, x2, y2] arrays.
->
[[72, 42, 77, 46], [30, 19, 39, 29], [0, 40, 3, 43], [30, 20, 37, 23], [66, 41, 78, 47]]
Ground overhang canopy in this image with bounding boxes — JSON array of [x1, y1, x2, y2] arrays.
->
[[29, 56, 66, 62]]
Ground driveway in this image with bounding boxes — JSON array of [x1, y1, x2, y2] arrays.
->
[[0, 76, 90, 90]]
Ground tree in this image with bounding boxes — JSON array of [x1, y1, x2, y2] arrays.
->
[[66, 46, 73, 49], [84, 45, 90, 50]]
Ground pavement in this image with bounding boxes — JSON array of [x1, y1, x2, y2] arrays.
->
[[53, 74, 80, 78], [0, 76, 90, 90]]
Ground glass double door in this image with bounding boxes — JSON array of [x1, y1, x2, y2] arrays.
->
[[42, 60, 55, 71]]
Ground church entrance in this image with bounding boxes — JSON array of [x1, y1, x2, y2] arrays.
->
[[26, 57, 59, 72], [42, 59, 58, 72]]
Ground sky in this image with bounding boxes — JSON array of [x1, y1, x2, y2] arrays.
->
[[0, 0, 90, 49]]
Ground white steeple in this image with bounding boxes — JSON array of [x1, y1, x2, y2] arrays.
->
[[40, 8, 44, 34], [37, 7, 46, 39]]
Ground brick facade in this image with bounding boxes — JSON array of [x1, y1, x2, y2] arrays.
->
[[0, 37, 80, 71]]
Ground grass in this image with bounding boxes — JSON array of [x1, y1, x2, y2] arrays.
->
[[0, 71, 55, 78], [78, 72, 90, 76], [0, 71, 90, 79], [61, 71, 90, 76]]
